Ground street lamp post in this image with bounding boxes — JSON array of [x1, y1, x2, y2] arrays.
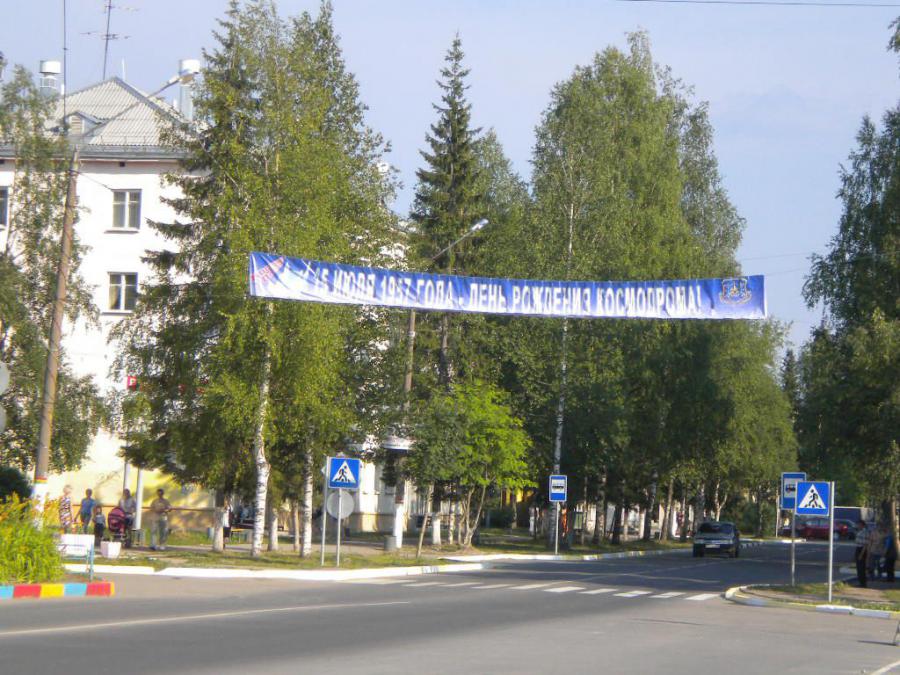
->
[[389, 218, 488, 548]]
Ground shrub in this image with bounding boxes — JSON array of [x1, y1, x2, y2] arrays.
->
[[486, 507, 516, 529], [0, 495, 64, 584], [0, 466, 31, 501]]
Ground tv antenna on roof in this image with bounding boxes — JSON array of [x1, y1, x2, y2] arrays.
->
[[82, 0, 136, 80]]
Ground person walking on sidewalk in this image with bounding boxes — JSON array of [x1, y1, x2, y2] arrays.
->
[[855, 520, 871, 587], [79, 489, 96, 534], [118, 489, 137, 548], [149, 488, 172, 551], [92, 504, 106, 549], [58, 485, 74, 533]]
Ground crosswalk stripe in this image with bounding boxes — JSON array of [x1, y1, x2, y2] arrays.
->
[[685, 593, 719, 601], [441, 582, 482, 587], [580, 588, 617, 595], [650, 592, 685, 598], [404, 582, 446, 587], [511, 583, 553, 590], [614, 590, 652, 598], [544, 586, 586, 593], [471, 583, 512, 589]]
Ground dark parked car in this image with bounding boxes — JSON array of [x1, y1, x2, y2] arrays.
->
[[799, 517, 856, 540], [692, 521, 740, 558]]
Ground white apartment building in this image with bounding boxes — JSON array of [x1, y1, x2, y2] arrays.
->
[[1, 67, 414, 534]]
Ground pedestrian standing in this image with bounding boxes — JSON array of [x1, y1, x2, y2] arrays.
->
[[58, 485, 74, 533], [79, 489, 96, 534], [92, 504, 106, 549], [149, 488, 172, 551], [884, 530, 896, 582], [118, 489, 137, 548], [867, 524, 887, 580], [854, 520, 870, 588]]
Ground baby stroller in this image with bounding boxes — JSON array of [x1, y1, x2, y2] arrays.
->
[[106, 506, 134, 548]]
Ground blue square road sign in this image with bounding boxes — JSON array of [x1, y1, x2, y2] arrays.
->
[[781, 472, 806, 510], [328, 456, 361, 491], [549, 475, 567, 503], [795, 481, 830, 516]]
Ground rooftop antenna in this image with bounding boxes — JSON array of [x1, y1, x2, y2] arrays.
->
[[82, 0, 135, 80]]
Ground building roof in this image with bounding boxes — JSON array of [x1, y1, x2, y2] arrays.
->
[[52, 77, 185, 159]]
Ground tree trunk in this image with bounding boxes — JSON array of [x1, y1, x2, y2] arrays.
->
[[889, 497, 900, 560], [579, 481, 588, 546], [267, 493, 279, 552], [250, 339, 272, 558], [692, 484, 705, 534], [299, 452, 314, 558], [611, 504, 623, 545], [660, 478, 674, 542], [592, 474, 606, 545], [431, 495, 442, 546], [463, 485, 487, 547], [291, 500, 300, 553], [448, 496, 456, 545], [212, 489, 226, 552], [416, 484, 433, 559], [643, 478, 658, 542], [679, 491, 689, 542]]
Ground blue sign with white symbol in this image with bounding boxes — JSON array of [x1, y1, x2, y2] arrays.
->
[[549, 475, 567, 503], [328, 457, 361, 491], [795, 481, 830, 516], [781, 472, 806, 510]]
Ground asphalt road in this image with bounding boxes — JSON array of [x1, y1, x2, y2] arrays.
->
[[1, 542, 898, 675]]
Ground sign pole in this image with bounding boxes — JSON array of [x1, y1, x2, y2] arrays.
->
[[790, 511, 796, 587], [320, 460, 328, 567], [827, 481, 835, 603], [554, 502, 560, 556], [336, 488, 343, 567]]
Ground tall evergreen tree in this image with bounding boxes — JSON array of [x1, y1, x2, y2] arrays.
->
[[113, 0, 396, 556]]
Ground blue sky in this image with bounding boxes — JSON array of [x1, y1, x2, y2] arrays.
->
[[5, 0, 898, 349]]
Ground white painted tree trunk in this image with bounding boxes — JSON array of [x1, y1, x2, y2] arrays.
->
[[250, 342, 272, 558], [267, 497, 279, 552], [299, 453, 313, 558], [291, 500, 300, 553], [431, 502, 442, 546], [212, 489, 226, 552]]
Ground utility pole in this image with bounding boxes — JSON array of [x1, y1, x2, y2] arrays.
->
[[33, 149, 79, 508]]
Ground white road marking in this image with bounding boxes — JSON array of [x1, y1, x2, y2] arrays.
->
[[614, 590, 652, 598], [511, 583, 553, 590], [441, 582, 482, 587], [404, 582, 446, 587], [544, 586, 586, 593], [344, 578, 415, 585], [471, 583, 512, 589], [0, 601, 410, 639], [685, 593, 719, 601], [580, 588, 616, 595], [650, 592, 684, 598]]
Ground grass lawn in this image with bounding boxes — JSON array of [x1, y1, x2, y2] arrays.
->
[[760, 582, 900, 612]]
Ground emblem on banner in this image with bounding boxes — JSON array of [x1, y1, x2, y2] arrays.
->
[[720, 277, 752, 305], [251, 255, 286, 286]]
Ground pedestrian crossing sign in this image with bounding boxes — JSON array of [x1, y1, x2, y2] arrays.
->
[[328, 457, 361, 490], [795, 481, 830, 516]]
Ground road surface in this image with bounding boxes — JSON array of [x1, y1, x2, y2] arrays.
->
[[1, 542, 897, 674]]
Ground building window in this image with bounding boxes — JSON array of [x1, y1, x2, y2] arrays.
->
[[112, 190, 141, 230], [108, 273, 138, 311], [0, 187, 8, 227]]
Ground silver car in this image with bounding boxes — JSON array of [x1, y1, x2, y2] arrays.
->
[[692, 521, 740, 558]]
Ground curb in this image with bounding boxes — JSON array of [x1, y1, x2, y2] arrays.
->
[[65, 562, 492, 582], [724, 585, 900, 621], [0, 581, 114, 600], [444, 540, 765, 563]]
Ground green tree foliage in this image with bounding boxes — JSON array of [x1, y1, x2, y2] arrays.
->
[[113, 0, 396, 556], [801, 83, 899, 519], [0, 66, 105, 472], [0, 465, 30, 501], [407, 380, 532, 546]]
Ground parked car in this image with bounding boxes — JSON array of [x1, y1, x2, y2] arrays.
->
[[779, 517, 809, 537], [692, 521, 741, 558], [799, 517, 856, 540]]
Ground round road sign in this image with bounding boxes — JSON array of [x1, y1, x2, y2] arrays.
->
[[325, 490, 355, 520]]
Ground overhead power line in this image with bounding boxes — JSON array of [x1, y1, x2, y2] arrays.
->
[[615, 0, 900, 7]]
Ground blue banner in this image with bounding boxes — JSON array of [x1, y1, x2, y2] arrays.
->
[[248, 252, 766, 320]]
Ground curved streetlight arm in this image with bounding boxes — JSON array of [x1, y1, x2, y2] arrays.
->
[[431, 218, 488, 262]]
